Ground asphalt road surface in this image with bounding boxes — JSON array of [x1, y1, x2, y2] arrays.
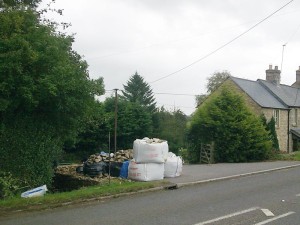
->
[[1, 167, 300, 225]]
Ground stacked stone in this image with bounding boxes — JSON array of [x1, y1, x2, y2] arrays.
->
[[114, 150, 134, 162], [85, 149, 133, 164]]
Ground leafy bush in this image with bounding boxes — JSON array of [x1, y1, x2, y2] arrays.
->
[[0, 172, 19, 199], [0, 118, 63, 188], [178, 148, 189, 163], [188, 87, 272, 163]]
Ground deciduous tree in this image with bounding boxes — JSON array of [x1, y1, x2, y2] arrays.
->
[[206, 71, 230, 94], [0, 2, 104, 186]]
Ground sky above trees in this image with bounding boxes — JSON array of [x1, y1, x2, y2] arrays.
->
[[40, 0, 300, 115]]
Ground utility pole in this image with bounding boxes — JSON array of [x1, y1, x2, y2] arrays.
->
[[114, 89, 118, 155]]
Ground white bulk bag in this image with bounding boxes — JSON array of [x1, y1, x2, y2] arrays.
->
[[164, 152, 183, 178], [133, 138, 168, 163], [128, 160, 164, 181]]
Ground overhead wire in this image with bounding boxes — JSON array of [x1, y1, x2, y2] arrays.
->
[[150, 0, 295, 84], [86, 7, 300, 61]]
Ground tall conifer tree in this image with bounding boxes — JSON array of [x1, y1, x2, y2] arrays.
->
[[122, 72, 156, 113]]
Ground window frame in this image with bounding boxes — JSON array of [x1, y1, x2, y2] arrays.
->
[[273, 109, 280, 128], [294, 108, 298, 126]]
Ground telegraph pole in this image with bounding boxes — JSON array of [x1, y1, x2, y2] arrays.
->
[[113, 89, 118, 154]]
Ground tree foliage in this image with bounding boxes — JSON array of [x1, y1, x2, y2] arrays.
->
[[104, 97, 153, 150], [195, 71, 230, 107], [260, 115, 280, 151], [0, 6, 104, 141], [195, 94, 207, 107], [152, 107, 188, 154], [0, 2, 104, 186], [206, 71, 230, 94], [188, 87, 272, 163], [121, 72, 156, 113], [0, 117, 62, 187], [0, 0, 42, 8]]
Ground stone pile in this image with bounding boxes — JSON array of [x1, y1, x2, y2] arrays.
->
[[85, 149, 133, 164], [114, 149, 134, 162]]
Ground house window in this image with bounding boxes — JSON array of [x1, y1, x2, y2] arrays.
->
[[294, 109, 298, 126], [273, 109, 280, 127]]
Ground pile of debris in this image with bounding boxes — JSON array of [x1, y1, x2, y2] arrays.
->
[[80, 149, 133, 178], [143, 137, 165, 144], [85, 149, 133, 164]]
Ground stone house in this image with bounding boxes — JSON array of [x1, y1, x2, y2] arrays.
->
[[207, 65, 300, 152]]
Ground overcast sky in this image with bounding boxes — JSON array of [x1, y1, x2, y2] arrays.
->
[[43, 0, 300, 115]]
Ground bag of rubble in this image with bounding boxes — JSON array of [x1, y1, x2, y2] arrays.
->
[[128, 160, 164, 181], [133, 137, 168, 163], [164, 152, 183, 178], [119, 160, 130, 179], [83, 161, 107, 177], [106, 162, 123, 177]]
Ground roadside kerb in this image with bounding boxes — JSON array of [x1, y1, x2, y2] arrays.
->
[[6, 163, 300, 215], [175, 163, 300, 188]]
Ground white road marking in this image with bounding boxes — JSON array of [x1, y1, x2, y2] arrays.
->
[[296, 193, 300, 197], [261, 208, 274, 217], [194, 207, 260, 225], [253, 212, 295, 225]]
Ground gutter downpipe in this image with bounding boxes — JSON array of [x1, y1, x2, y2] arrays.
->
[[287, 108, 291, 153]]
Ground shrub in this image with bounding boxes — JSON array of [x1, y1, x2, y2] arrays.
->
[[188, 87, 272, 163], [0, 172, 19, 199], [0, 118, 63, 188]]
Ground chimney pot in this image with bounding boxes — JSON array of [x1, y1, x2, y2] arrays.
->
[[266, 64, 281, 85]]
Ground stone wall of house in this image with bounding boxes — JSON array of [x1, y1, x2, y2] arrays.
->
[[262, 108, 289, 152]]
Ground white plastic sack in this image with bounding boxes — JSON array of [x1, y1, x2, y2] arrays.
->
[[133, 138, 168, 163], [21, 185, 48, 198], [164, 152, 183, 178], [128, 160, 164, 181]]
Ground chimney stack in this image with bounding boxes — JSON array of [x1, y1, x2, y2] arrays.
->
[[266, 64, 281, 85], [296, 66, 300, 82]]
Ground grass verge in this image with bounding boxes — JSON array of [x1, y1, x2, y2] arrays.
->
[[271, 151, 300, 161], [0, 179, 170, 216]]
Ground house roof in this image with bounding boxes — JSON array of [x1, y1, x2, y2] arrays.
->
[[230, 77, 288, 109], [258, 79, 300, 107], [290, 128, 300, 138]]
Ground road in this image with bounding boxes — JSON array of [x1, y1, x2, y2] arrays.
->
[[1, 166, 300, 225]]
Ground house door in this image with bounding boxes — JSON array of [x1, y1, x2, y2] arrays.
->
[[292, 137, 300, 152]]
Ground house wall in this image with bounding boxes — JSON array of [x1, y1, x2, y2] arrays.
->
[[262, 108, 289, 152]]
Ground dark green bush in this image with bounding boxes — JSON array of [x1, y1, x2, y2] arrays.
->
[[0, 172, 19, 199], [188, 87, 272, 163], [0, 118, 63, 188]]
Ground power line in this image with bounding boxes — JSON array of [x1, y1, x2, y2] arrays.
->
[[154, 92, 197, 96], [150, 0, 294, 84], [156, 103, 196, 109], [86, 7, 300, 62]]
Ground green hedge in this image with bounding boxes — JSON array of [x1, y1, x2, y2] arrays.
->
[[0, 118, 62, 189]]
